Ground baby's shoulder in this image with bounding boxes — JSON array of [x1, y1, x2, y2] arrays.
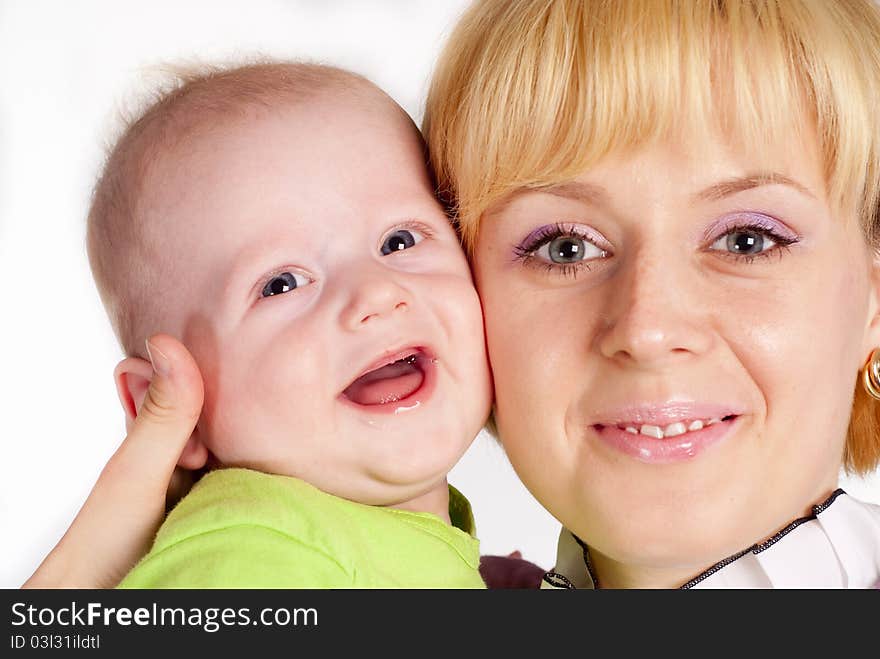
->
[[118, 468, 359, 587], [119, 469, 357, 588], [153, 468, 353, 552]]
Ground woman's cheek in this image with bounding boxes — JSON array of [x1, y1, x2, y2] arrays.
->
[[484, 289, 569, 438], [725, 263, 864, 457]]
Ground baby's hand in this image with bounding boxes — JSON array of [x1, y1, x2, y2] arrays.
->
[[22, 334, 204, 588]]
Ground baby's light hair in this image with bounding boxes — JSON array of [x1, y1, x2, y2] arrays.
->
[[423, 0, 880, 473], [87, 59, 375, 358]]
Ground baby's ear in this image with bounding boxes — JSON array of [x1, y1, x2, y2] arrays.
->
[[113, 356, 153, 428], [113, 356, 210, 470]]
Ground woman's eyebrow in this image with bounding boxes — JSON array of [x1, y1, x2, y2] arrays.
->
[[694, 172, 817, 202], [537, 181, 609, 205], [485, 181, 609, 218], [501, 172, 815, 210], [539, 174, 815, 203]]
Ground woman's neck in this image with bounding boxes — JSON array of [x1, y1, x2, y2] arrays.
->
[[588, 554, 703, 589], [589, 484, 841, 589]]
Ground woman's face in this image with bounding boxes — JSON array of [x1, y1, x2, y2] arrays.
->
[[472, 127, 880, 584]]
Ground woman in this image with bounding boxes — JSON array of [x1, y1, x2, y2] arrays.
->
[[25, 0, 880, 588], [423, 0, 880, 587]]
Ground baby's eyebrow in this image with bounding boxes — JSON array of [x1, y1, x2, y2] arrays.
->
[[224, 246, 273, 303], [694, 172, 817, 202]]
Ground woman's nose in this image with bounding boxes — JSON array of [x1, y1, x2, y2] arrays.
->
[[338, 267, 413, 331], [596, 251, 713, 367]]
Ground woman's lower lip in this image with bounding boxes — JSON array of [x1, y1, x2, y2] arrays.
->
[[592, 418, 738, 464], [338, 353, 437, 416]]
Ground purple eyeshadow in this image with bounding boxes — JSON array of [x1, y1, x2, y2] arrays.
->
[[705, 212, 799, 243]]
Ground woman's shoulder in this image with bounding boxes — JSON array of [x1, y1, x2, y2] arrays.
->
[[692, 490, 880, 588]]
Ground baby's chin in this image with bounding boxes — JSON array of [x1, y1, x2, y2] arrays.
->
[[204, 402, 480, 509], [317, 452, 463, 509], [288, 468, 457, 519], [211, 448, 459, 509]]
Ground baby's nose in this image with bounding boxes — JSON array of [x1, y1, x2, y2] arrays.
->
[[339, 274, 412, 330]]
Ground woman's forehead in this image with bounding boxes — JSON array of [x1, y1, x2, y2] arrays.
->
[[426, 0, 880, 253], [486, 123, 828, 215]]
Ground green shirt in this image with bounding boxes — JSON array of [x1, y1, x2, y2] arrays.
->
[[118, 468, 485, 588]]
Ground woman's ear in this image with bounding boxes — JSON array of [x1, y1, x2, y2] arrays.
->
[[866, 250, 880, 346], [113, 356, 210, 470]]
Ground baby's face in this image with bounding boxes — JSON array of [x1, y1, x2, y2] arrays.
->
[[145, 93, 492, 506]]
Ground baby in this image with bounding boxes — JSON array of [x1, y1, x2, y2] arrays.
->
[[85, 61, 493, 587]]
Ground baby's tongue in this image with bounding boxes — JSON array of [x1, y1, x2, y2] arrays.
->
[[343, 358, 424, 405]]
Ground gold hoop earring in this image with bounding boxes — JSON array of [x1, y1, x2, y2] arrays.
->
[[862, 348, 880, 400]]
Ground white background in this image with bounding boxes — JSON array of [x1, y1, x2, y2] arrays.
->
[[2, 0, 878, 588]]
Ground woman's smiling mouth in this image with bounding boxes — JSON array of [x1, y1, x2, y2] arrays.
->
[[606, 415, 737, 439], [590, 403, 745, 463]]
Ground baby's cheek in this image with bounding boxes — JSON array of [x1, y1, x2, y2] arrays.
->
[[199, 377, 253, 461], [248, 343, 331, 421], [196, 346, 288, 459], [437, 270, 482, 315]]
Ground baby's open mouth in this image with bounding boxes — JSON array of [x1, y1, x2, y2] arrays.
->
[[341, 348, 430, 406]]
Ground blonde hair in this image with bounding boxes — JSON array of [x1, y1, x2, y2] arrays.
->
[[424, 0, 880, 474], [87, 60, 373, 357]]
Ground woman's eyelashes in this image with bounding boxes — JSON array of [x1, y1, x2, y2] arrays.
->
[[513, 214, 801, 276], [512, 223, 610, 277], [261, 270, 313, 298], [705, 213, 800, 263]]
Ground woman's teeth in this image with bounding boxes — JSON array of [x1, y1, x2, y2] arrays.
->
[[620, 418, 724, 439]]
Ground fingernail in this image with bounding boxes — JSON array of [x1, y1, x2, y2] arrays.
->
[[145, 339, 171, 377]]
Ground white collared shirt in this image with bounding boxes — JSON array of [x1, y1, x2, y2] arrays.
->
[[541, 490, 880, 589]]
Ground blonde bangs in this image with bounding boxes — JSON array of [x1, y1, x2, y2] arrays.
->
[[424, 0, 880, 254]]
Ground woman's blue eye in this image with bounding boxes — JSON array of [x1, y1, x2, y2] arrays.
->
[[261, 272, 310, 298], [545, 236, 586, 263], [381, 229, 424, 255], [535, 235, 606, 264], [711, 230, 777, 255]]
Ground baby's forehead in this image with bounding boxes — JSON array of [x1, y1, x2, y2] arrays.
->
[[145, 96, 415, 209], [137, 89, 433, 269], [142, 80, 420, 194], [158, 73, 412, 150]]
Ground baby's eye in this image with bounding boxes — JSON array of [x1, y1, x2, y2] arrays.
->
[[710, 229, 777, 256], [380, 228, 426, 255], [535, 235, 605, 264], [261, 271, 311, 298]]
